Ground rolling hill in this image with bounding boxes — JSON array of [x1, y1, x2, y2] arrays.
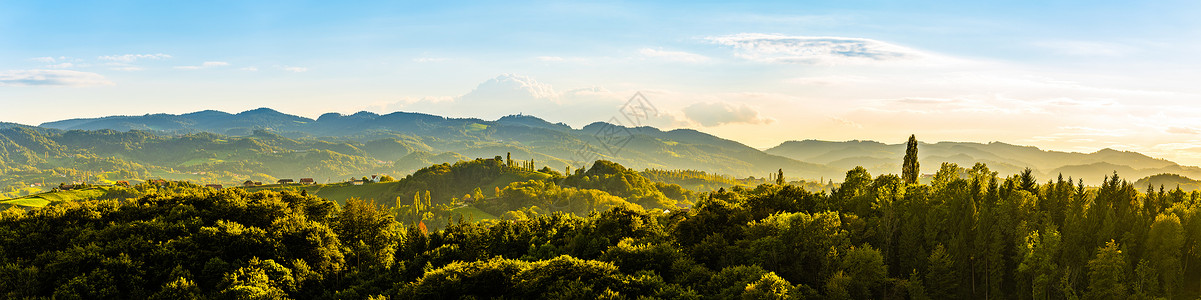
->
[[0, 108, 1193, 198], [767, 140, 1201, 184]]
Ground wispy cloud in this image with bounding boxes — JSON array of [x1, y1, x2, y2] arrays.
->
[[706, 33, 931, 65], [30, 57, 59, 63], [786, 75, 876, 86], [1032, 40, 1136, 57], [682, 102, 774, 126], [536, 56, 565, 62], [830, 116, 863, 129], [45, 63, 75, 69], [1167, 127, 1200, 135], [98, 53, 171, 62], [174, 61, 230, 70], [639, 48, 710, 63], [240, 67, 259, 71], [0, 69, 113, 87], [413, 57, 449, 63], [282, 66, 308, 73]]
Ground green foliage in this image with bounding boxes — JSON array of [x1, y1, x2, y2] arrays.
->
[[1086, 240, 1129, 300], [4, 157, 1201, 299], [903, 134, 919, 185]]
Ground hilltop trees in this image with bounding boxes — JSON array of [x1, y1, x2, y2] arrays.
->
[[5, 156, 1201, 299]]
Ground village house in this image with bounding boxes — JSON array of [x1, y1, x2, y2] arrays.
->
[[205, 184, 223, 190], [278, 179, 294, 184], [299, 178, 315, 185], [351, 179, 365, 186], [243, 180, 257, 187], [115, 181, 130, 186]]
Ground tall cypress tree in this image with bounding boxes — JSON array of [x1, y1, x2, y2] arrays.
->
[[903, 134, 919, 184]]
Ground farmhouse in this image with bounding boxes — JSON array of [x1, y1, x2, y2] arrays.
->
[[299, 178, 315, 185], [278, 179, 294, 184]]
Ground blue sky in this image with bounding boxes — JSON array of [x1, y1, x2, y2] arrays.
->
[[4, 0, 1201, 164]]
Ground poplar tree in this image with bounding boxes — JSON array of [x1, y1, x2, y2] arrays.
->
[[903, 134, 920, 184]]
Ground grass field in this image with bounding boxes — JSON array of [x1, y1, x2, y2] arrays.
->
[[1, 197, 51, 208], [0, 187, 110, 208], [448, 206, 497, 221]]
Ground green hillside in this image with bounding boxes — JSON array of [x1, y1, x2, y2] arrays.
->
[[768, 139, 1201, 184], [4, 155, 1201, 299], [4, 109, 1200, 195], [1134, 173, 1201, 191]]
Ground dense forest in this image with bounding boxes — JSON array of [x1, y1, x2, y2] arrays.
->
[[2, 155, 1200, 299]]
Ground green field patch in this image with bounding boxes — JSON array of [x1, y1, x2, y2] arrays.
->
[[2, 187, 111, 207], [34, 187, 108, 202], [448, 206, 497, 222], [1, 197, 51, 208], [466, 123, 489, 132]]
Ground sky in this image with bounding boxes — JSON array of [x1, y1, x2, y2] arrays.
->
[[4, 1, 1201, 164]]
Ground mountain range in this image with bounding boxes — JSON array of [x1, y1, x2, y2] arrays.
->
[[0, 108, 1196, 199]]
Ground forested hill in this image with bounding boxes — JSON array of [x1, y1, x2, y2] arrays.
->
[[3, 160, 1200, 298], [769, 139, 1201, 185], [33, 108, 838, 180], [14, 107, 1201, 190]]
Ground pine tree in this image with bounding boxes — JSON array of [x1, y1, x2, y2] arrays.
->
[[903, 134, 920, 184], [776, 169, 785, 185]]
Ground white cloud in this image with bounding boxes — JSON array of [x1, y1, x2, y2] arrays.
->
[[639, 48, 710, 63], [707, 33, 935, 65], [830, 117, 863, 129], [1033, 40, 1136, 57], [469, 73, 559, 100], [364, 74, 639, 126], [536, 56, 565, 62], [413, 57, 449, 63], [283, 66, 308, 73], [1166, 127, 1199, 135], [786, 75, 876, 86], [98, 53, 171, 62], [682, 102, 774, 127], [31, 57, 57, 63], [0, 69, 113, 87], [45, 63, 74, 69], [174, 61, 230, 70], [111, 66, 144, 71]]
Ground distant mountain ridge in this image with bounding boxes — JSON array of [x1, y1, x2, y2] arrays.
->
[[767, 139, 1200, 184], [27, 108, 1201, 185]]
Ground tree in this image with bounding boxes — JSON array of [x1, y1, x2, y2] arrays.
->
[[1085, 240, 1128, 300], [1143, 213, 1184, 298], [926, 244, 958, 300], [336, 199, 402, 270], [903, 134, 920, 185], [776, 169, 785, 186]]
